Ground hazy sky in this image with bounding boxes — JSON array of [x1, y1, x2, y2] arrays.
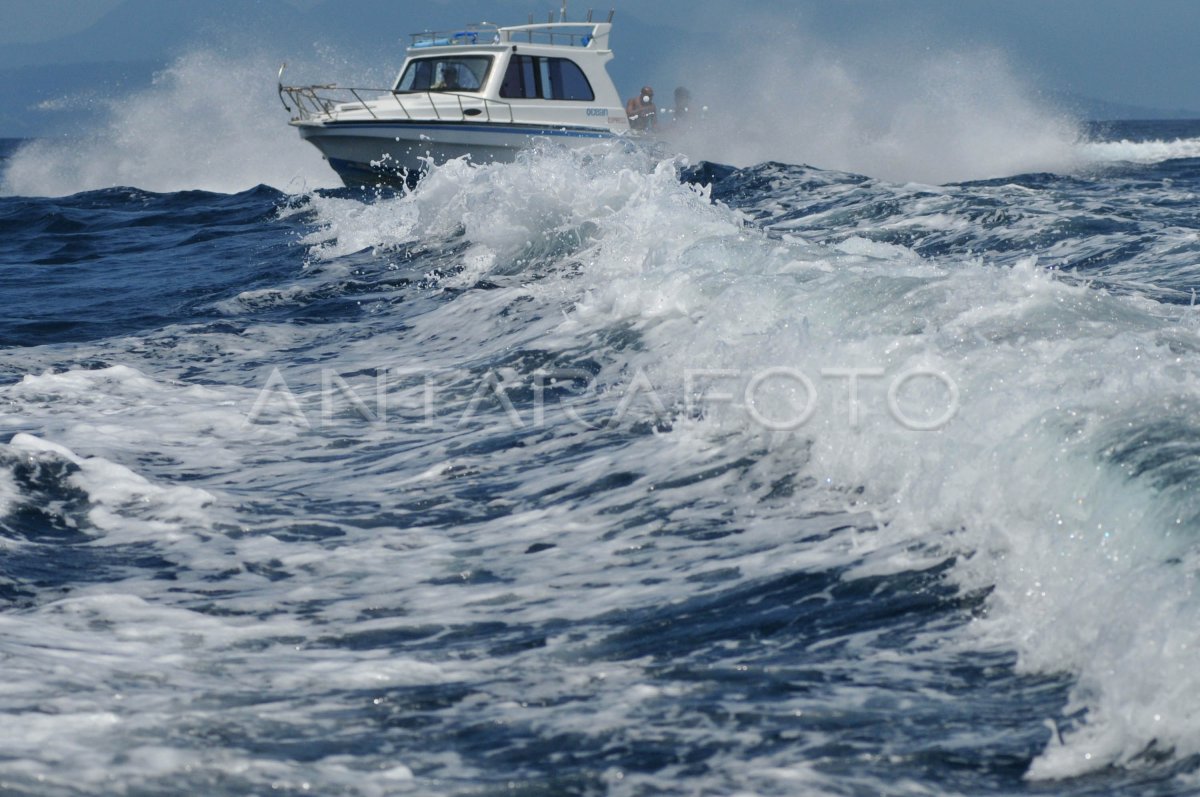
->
[[0, 0, 119, 43], [2, 0, 1200, 112]]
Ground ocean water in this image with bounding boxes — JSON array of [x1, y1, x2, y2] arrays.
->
[[5, 72, 1200, 796]]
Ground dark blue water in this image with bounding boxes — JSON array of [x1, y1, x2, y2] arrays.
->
[[3, 123, 1200, 796]]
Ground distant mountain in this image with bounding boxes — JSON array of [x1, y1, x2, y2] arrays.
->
[[1046, 90, 1200, 121], [0, 61, 160, 139]]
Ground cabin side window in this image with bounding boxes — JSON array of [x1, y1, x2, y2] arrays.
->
[[395, 56, 493, 92], [499, 55, 595, 101]]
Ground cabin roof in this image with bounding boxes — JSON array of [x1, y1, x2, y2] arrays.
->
[[409, 20, 613, 52]]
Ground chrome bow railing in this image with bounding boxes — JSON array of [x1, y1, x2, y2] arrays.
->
[[277, 64, 515, 124]]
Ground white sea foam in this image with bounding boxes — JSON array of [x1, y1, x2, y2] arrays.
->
[[4, 144, 1200, 789], [0, 163, 908, 792], [0, 465, 17, 519], [6, 431, 215, 543], [2, 363, 297, 478], [296, 148, 1200, 778], [1080, 136, 1200, 165], [0, 590, 320, 793]]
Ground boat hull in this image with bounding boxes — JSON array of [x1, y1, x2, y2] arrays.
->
[[296, 120, 616, 187]]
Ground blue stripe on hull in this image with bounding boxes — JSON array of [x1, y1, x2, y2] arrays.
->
[[301, 121, 616, 140], [303, 120, 622, 187]]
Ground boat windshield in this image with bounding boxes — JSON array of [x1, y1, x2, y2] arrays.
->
[[394, 56, 494, 93]]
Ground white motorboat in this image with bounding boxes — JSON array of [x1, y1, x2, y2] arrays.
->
[[278, 8, 631, 187]]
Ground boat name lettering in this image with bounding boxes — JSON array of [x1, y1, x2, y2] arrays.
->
[[586, 108, 609, 117]]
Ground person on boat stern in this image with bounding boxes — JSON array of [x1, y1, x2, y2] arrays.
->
[[673, 87, 692, 124], [626, 85, 657, 131]]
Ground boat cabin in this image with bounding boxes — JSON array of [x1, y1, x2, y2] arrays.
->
[[278, 12, 632, 187], [381, 20, 627, 131]]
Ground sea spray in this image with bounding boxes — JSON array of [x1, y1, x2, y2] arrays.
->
[[1, 51, 340, 196], [662, 22, 1083, 183]]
